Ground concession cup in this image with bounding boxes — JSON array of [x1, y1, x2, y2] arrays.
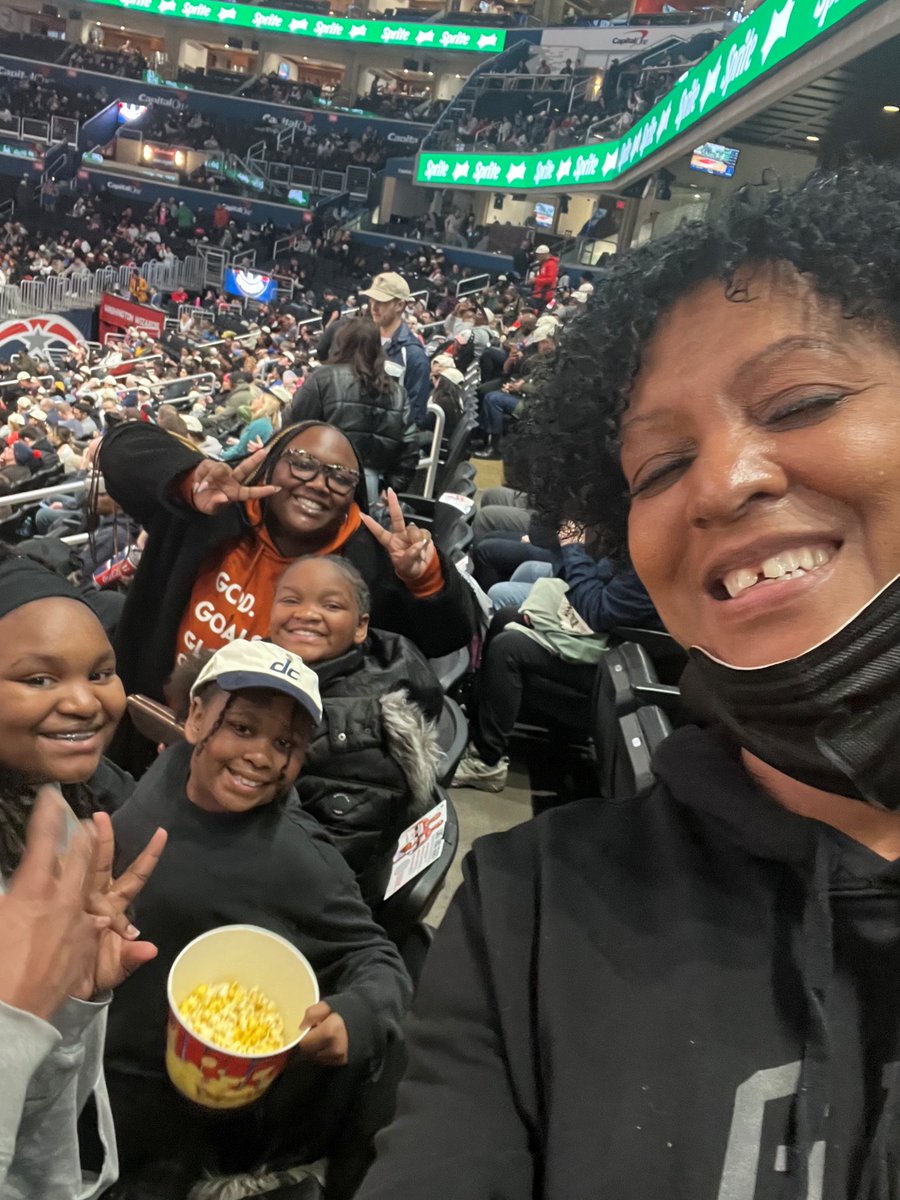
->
[[166, 924, 319, 1110]]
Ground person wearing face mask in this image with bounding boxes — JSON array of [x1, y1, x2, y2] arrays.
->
[[357, 161, 900, 1200], [98, 419, 477, 772]]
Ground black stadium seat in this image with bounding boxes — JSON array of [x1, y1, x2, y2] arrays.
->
[[594, 642, 685, 799], [374, 788, 459, 948], [436, 696, 468, 786]]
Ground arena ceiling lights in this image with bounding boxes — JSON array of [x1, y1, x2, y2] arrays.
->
[[416, 0, 874, 190], [87, 0, 509, 53]]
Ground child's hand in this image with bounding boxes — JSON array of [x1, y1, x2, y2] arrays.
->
[[297, 1001, 349, 1067]]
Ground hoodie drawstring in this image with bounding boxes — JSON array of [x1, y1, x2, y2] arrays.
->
[[793, 832, 835, 1198]]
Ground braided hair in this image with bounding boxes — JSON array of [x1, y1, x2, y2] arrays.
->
[[0, 770, 101, 880]]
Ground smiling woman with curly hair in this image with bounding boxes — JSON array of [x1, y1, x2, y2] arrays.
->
[[358, 161, 900, 1200]]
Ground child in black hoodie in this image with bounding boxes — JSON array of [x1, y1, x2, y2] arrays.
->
[[105, 641, 412, 1196]]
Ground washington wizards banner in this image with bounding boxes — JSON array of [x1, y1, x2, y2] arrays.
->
[[0, 312, 93, 362]]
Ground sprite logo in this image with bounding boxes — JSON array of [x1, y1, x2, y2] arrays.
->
[[415, 0, 870, 189], [87, 0, 507, 52]]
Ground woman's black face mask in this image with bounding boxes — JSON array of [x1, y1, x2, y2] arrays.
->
[[680, 574, 900, 809]]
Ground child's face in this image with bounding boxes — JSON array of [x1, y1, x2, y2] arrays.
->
[[270, 560, 369, 665], [184, 689, 311, 815], [0, 598, 125, 784]]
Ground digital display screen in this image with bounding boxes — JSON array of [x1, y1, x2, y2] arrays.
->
[[287, 188, 309, 207], [224, 267, 278, 304], [534, 202, 555, 229], [689, 142, 740, 177], [117, 102, 149, 125]]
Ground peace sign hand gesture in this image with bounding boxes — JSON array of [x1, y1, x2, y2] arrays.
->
[[74, 813, 168, 997], [187, 448, 280, 516], [360, 488, 436, 586]]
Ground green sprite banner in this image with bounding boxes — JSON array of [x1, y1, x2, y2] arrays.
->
[[87, 0, 508, 53], [416, 0, 872, 188]]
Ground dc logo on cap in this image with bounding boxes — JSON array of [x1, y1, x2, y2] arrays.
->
[[270, 656, 302, 681]]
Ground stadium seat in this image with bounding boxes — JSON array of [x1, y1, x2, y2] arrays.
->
[[428, 646, 470, 693], [436, 696, 468, 786], [612, 706, 674, 800], [374, 787, 459, 947], [594, 643, 684, 798], [610, 625, 687, 686]]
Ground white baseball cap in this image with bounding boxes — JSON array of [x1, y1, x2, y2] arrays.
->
[[535, 244, 551, 255], [190, 641, 322, 724], [182, 414, 204, 434]]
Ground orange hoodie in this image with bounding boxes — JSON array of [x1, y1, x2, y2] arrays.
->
[[174, 499, 443, 665]]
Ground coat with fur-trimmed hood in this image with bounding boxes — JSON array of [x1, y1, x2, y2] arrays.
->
[[297, 628, 444, 905]]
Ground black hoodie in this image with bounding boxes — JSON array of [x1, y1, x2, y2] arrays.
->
[[358, 725, 900, 1200]]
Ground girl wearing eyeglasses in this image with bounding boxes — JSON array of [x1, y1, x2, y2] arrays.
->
[[98, 419, 478, 772]]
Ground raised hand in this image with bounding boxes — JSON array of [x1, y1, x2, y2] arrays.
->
[[76, 813, 168, 996], [359, 488, 436, 585], [0, 788, 106, 1022], [188, 447, 280, 516]]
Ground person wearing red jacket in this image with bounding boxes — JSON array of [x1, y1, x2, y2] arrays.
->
[[530, 245, 559, 307]]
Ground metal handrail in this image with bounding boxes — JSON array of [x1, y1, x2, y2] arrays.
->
[[0, 374, 55, 390], [456, 274, 490, 298], [0, 479, 87, 508], [416, 401, 446, 501], [148, 372, 217, 396]]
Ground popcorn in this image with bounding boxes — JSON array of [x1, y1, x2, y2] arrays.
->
[[178, 981, 285, 1055]]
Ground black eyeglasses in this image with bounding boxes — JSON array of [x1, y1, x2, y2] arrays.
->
[[281, 450, 360, 497]]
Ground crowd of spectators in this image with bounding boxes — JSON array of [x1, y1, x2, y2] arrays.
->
[[0, 182, 283, 286], [65, 38, 148, 80], [454, 104, 601, 152], [243, 72, 329, 109], [437, 31, 722, 157], [0, 74, 108, 126]]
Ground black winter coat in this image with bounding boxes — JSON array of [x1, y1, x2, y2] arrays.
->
[[301, 629, 444, 905], [289, 364, 419, 493], [98, 422, 477, 770]]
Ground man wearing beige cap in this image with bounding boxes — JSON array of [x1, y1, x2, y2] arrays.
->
[[360, 272, 431, 428]]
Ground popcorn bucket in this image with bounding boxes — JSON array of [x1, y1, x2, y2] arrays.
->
[[166, 925, 319, 1110]]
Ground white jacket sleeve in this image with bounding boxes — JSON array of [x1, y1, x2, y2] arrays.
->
[[0, 994, 118, 1200]]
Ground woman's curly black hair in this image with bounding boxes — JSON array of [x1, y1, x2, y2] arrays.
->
[[506, 160, 900, 556]]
